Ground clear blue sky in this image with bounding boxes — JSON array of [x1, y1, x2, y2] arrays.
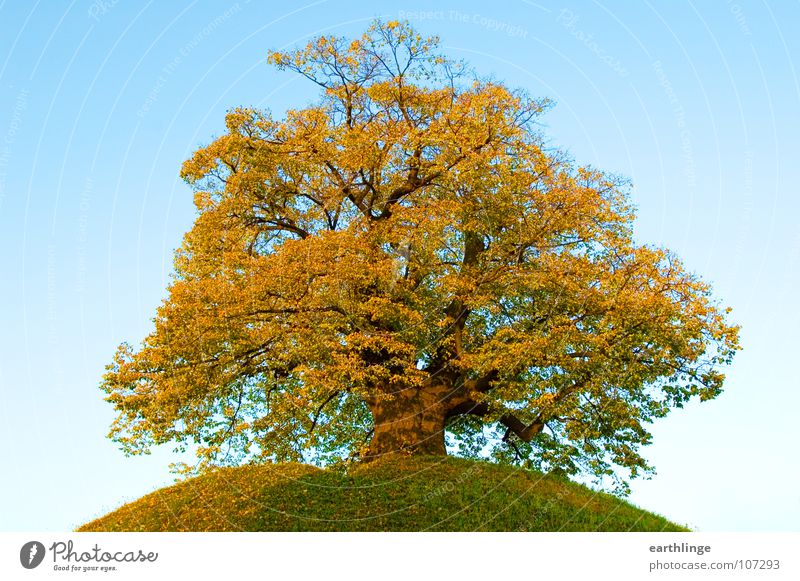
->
[[1, 0, 798, 532]]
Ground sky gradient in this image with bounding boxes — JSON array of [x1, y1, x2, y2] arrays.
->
[[1, 0, 798, 531]]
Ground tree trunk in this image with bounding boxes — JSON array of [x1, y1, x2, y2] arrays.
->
[[364, 385, 450, 460]]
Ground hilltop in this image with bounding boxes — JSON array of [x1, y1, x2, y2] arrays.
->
[[79, 456, 686, 532]]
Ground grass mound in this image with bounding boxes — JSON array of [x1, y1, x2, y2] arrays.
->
[[78, 456, 687, 532]]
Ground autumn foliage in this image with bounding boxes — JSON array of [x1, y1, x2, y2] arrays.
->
[[103, 21, 739, 491]]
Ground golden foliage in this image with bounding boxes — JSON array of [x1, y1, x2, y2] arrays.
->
[[102, 21, 739, 489]]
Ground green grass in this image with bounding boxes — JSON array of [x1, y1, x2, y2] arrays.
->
[[78, 456, 688, 532]]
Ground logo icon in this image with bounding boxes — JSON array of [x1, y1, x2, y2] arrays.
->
[[20, 541, 46, 569]]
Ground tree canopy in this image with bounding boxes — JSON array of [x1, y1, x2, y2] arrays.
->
[[102, 20, 739, 493]]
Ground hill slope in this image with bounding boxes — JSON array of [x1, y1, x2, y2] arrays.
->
[[78, 456, 687, 532]]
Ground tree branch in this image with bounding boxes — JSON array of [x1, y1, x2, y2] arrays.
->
[[307, 391, 342, 437]]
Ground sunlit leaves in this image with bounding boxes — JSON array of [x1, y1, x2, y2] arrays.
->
[[102, 20, 739, 491]]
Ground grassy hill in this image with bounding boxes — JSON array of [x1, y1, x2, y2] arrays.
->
[[78, 456, 687, 532]]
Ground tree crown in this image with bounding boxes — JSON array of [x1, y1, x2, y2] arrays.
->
[[103, 20, 739, 493]]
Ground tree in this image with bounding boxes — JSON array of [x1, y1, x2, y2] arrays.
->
[[103, 21, 739, 492]]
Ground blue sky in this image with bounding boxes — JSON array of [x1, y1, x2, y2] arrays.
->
[[1, 0, 798, 531]]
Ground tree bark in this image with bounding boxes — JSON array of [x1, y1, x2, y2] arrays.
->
[[364, 385, 452, 460]]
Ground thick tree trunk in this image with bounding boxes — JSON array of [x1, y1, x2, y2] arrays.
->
[[364, 385, 451, 460]]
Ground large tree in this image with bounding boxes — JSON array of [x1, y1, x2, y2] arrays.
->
[[103, 21, 739, 491]]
